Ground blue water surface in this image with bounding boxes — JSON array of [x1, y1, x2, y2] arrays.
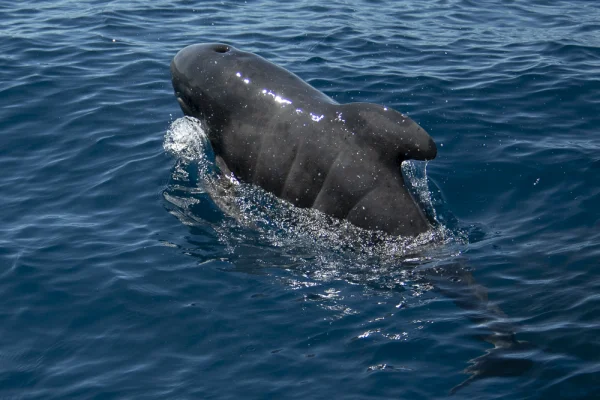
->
[[1, 1, 599, 399]]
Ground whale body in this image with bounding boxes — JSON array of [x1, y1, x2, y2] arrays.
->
[[170, 46, 536, 390], [170, 43, 437, 236]]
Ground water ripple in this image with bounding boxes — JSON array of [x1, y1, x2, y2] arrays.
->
[[1, 0, 599, 398]]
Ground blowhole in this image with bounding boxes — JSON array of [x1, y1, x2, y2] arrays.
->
[[213, 45, 230, 53]]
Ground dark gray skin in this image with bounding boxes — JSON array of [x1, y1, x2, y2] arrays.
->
[[171, 43, 437, 237]]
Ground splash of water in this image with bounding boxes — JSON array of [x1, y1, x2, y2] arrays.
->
[[164, 116, 210, 163], [163, 117, 464, 265]]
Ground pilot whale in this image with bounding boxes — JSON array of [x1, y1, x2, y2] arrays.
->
[[170, 43, 437, 237], [169, 44, 536, 391]]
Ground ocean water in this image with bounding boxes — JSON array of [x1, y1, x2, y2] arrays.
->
[[1, 0, 599, 399]]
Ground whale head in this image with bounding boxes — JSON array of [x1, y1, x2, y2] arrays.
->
[[170, 43, 236, 126]]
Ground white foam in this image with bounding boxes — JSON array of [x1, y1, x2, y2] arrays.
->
[[163, 117, 209, 162]]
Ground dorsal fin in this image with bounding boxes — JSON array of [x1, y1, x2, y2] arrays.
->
[[340, 102, 437, 163]]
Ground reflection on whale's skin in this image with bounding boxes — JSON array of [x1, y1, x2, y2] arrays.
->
[[170, 43, 437, 237]]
